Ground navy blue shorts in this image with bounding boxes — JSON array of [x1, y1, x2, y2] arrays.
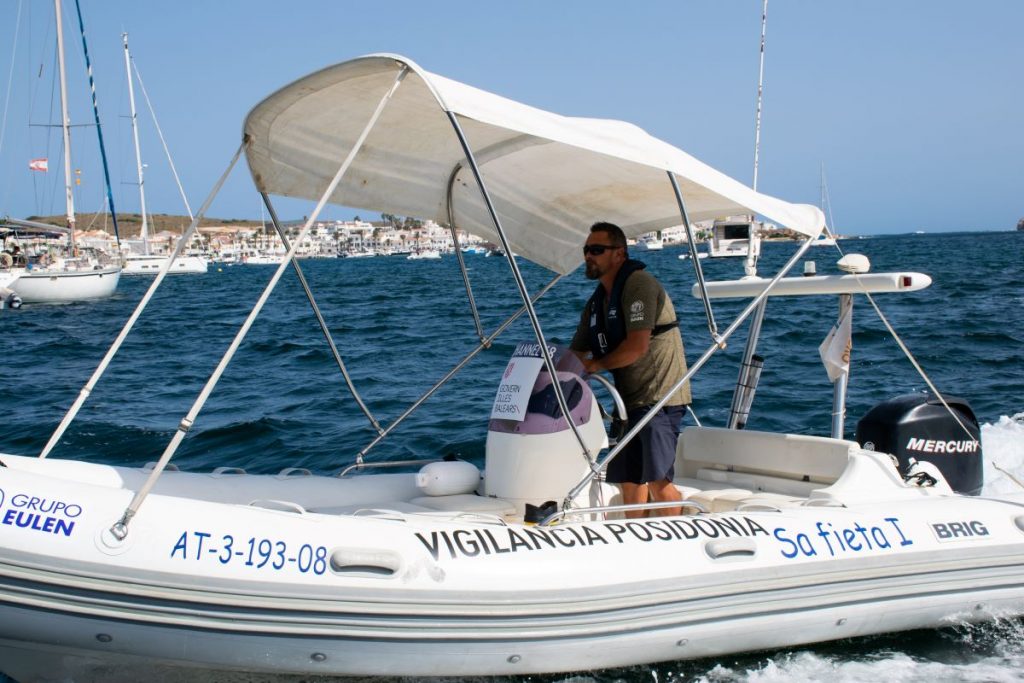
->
[[606, 404, 687, 485]]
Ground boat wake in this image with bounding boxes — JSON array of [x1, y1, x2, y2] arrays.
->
[[675, 616, 1024, 683], [981, 414, 1024, 496]]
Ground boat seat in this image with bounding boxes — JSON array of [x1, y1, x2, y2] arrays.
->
[[686, 488, 753, 513], [410, 493, 517, 517], [735, 493, 805, 511], [693, 467, 821, 497], [676, 426, 854, 486], [674, 478, 706, 498]]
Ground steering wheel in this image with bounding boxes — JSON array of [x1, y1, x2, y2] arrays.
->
[[587, 374, 628, 444]]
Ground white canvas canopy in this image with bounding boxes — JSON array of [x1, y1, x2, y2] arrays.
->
[[244, 54, 824, 275]]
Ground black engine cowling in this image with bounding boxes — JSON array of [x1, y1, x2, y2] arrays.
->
[[855, 393, 983, 495]]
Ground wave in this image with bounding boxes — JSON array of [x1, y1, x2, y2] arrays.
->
[[981, 414, 1024, 496]]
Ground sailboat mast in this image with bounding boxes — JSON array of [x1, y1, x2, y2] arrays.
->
[[751, 0, 768, 192], [73, 0, 121, 248], [54, 0, 76, 245], [820, 161, 826, 212], [122, 33, 148, 254], [743, 0, 768, 278]]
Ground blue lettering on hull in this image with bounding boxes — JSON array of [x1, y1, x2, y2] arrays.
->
[[772, 517, 913, 559], [1, 508, 75, 536]]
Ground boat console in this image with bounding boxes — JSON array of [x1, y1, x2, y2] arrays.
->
[[484, 361, 607, 516]]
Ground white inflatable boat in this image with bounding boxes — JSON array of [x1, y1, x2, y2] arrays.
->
[[1, 54, 1022, 682]]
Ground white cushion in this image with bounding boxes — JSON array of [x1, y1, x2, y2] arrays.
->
[[688, 488, 753, 513]]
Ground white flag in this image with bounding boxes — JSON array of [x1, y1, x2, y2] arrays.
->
[[29, 158, 48, 172], [819, 306, 852, 382]]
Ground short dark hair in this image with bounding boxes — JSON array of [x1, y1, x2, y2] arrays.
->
[[590, 222, 627, 249]]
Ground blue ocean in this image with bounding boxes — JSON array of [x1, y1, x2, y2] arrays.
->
[[1, 230, 1022, 682]]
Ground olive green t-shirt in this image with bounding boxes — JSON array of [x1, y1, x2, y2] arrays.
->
[[571, 269, 691, 410]]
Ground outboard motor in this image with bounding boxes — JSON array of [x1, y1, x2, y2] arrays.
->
[[484, 344, 606, 516], [1, 287, 21, 309], [856, 393, 983, 495]]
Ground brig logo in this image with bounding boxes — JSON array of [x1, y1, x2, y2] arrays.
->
[[930, 520, 990, 542]]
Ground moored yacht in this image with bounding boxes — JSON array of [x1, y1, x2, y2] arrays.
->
[[407, 248, 441, 259], [708, 215, 762, 260], [243, 252, 285, 265], [123, 252, 208, 274], [634, 232, 664, 251]]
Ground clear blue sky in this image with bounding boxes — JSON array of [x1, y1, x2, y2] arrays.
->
[[0, 1, 1021, 234]]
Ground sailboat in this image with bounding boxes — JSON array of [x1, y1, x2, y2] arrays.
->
[[8, 0, 121, 303], [120, 33, 207, 276], [707, 1, 768, 276]]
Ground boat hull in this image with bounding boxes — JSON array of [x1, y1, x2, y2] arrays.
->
[[1, 455, 1024, 680], [9, 266, 121, 302], [1, 574, 1021, 682], [122, 255, 208, 275]]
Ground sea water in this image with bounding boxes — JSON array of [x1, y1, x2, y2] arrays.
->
[[0, 230, 1021, 681]]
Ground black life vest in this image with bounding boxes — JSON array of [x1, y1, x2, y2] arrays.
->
[[586, 259, 678, 359], [586, 259, 645, 359]]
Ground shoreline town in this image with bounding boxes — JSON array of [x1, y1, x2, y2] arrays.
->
[[4, 214, 814, 267]]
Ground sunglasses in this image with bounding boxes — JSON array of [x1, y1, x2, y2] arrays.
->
[[582, 244, 620, 256]]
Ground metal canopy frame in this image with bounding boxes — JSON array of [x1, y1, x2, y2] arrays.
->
[[32, 61, 821, 540]]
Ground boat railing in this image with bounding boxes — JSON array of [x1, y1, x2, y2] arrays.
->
[[539, 499, 710, 526], [337, 458, 443, 478]]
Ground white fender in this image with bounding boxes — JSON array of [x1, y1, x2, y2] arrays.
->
[[415, 460, 481, 496]]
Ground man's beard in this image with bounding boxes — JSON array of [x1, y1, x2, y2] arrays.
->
[[585, 261, 603, 279]]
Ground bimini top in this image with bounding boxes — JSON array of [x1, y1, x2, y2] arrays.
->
[[244, 54, 824, 275], [1, 216, 70, 239]]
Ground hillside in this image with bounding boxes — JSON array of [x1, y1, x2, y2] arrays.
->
[[24, 213, 262, 236]]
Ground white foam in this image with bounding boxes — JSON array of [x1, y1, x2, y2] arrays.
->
[[981, 413, 1024, 496], [689, 649, 1024, 683]]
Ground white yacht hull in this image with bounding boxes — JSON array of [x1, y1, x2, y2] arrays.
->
[[1, 447, 1023, 681], [709, 218, 762, 259], [122, 255, 208, 275], [407, 249, 441, 260], [244, 255, 285, 265], [9, 266, 121, 303]]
